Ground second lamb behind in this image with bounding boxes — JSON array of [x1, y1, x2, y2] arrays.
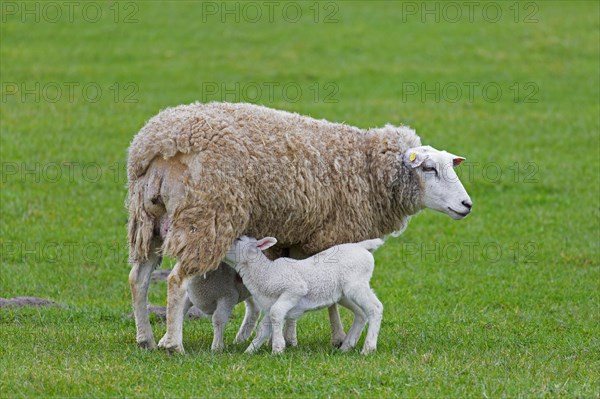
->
[[223, 235, 385, 355]]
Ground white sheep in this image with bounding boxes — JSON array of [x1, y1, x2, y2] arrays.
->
[[223, 236, 385, 355], [127, 102, 473, 352], [184, 264, 260, 352]]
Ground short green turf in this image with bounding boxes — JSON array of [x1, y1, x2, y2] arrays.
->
[[1, 1, 598, 397]]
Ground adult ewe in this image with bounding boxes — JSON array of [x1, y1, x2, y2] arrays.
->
[[127, 102, 473, 352]]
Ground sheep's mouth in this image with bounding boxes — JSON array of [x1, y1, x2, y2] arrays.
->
[[448, 207, 470, 217]]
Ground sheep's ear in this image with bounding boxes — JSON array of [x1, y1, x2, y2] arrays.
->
[[445, 151, 465, 167], [453, 157, 465, 167], [256, 237, 277, 251], [402, 150, 427, 168]]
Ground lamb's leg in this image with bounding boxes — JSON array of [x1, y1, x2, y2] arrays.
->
[[338, 298, 367, 352], [245, 312, 272, 354], [346, 285, 384, 355], [328, 304, 346, 347], [158, 263, 191, 353], [289, 246, 345, 347], [284, 319, 298, 347], [360, 292, 383, 355], [129, 242, 162, 349], [211, 297, 236, 352], [183, 294, 193, 316], [269, 293, 301, 354], [235, 297, 260, 344]]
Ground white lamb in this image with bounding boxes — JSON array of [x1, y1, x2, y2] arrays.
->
[[224, 235, 385, 355], [184, 264, 260, 351]]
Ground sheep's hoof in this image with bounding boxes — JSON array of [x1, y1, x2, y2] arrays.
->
[[285, 339, 298, 347], [272, 347, 285, 355], [360, 346, 376, 355], [160, 345, 185, 354], [137, 340, 157, 350], [158, 338, 185, 354], [234, 332, 252, 344], [339, 343, 353, 352], [331, 336, 346, 348], [211, 345, 224, 353]]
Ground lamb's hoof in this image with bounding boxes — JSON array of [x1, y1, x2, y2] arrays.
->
[[361, 346, 376, 355], [160, 344, 185, 354], [234, 333, 251, 344], [339, 343, 353, 353], [272, 346, 285, 355], [285, 340, 298, 347], [331, 335, 346, 348], [137, 340, 157, 350], [158, 338, 185, 354], [211, 345, 224, 353]]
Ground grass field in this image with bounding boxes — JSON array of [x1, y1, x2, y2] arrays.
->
[[1, 1, 599, 397]]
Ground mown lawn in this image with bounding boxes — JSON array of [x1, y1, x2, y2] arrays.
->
[[1, 1, 598, 397]]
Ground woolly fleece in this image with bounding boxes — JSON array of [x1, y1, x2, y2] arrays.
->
[[127, 102, 423, 275]]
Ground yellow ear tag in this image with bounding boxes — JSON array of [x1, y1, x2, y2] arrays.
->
[[409, 153, 417, 162]]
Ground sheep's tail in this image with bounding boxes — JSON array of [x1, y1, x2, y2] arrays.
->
[[357, 238, 385, 253], [127, 168, 164, 264]]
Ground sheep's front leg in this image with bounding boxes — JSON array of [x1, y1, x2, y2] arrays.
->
[[269, 293, 301, 354], [129, 245, 162, 349], [211, 297, 236, 352], [289, 247, 344, 347], [235, 297, 260, 344], [328, 304, 346, 347], [245, 313, 271, 354], [158, 263, 190, 353]]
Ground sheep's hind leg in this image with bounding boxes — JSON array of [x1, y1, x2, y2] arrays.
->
[[129, 240, 162, 349], [158, 263, 191, 353], [183, 294, 193, 316], [338, 298, 367, 352], [284, 319, 298, 347], [345, 285, 383, 355]]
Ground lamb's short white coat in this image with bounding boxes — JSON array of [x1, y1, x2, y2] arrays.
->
[[185, 264, 259, 351], [224, 236, 385, 355]]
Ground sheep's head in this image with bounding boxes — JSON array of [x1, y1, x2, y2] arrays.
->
[[403, 145, 472, 220], [223, 235, 278, 269]]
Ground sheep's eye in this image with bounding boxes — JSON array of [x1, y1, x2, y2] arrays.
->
[[422, 165, 437, 173]]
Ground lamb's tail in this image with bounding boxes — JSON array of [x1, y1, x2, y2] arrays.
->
[[357, 238, 385, 253]]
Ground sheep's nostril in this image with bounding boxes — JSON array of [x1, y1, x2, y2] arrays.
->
[[462, 200, 472, 209]]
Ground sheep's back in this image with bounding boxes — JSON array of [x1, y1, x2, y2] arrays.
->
[[130, 103, 372, 243], [128, 102, 421, 252]]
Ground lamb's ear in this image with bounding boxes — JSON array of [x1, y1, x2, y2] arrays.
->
[[256, 237, 277, 251], [402, 150, 427, 168]]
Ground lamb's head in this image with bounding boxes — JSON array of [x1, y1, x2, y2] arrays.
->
[[403, 145, 473, 220], [223, 235, 278, 270]]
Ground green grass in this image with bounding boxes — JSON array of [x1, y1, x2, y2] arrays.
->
[[1, 1, 598, 397]]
